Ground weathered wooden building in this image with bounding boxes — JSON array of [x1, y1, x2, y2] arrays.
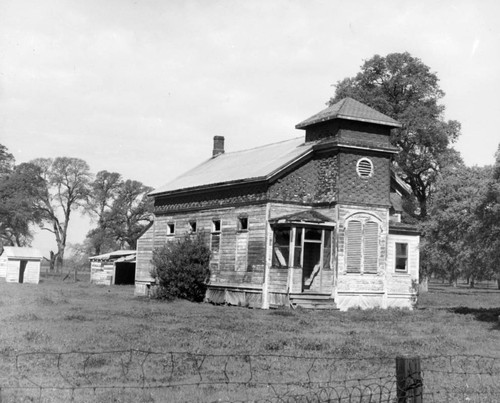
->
[[89, 250, 136, 286], [0, 247, 42, 284], [135, 98, 420, 310]]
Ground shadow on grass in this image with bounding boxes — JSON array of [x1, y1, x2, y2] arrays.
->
[[450, 306, 500, 330]]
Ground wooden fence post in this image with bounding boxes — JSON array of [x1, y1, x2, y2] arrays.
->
[[396, 356, 423, 403]]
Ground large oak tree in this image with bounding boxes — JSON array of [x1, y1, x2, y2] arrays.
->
[[32, 157, 92, 271]]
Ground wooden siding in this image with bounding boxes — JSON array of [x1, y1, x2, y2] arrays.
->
[[90, 261, 114, 285], [136, 205, 269, 296], [385, 233, 420, 308], [0, 256, 6, 279], [5, 259, 40, 284]]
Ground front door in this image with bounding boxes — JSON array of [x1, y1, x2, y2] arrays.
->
[[302, 242, 321, 291]]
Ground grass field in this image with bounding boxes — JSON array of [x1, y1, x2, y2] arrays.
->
[[1, 274, 499, 402]]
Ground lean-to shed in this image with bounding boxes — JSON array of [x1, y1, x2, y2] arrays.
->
[[0, 247, 42, 284], [89, 250, 136, 286]]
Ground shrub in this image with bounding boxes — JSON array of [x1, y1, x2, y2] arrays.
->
[[151, 232, 211, 302]]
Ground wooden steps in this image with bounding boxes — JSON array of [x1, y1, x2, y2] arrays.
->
[[289, 293, 339, 310]]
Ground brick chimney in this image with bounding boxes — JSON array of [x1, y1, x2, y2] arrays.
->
[[212, 136, 225, 157]]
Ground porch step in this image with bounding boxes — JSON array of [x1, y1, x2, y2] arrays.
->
[[289, 293, 339, 310]]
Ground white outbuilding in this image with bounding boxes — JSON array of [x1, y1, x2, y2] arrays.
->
[[0, 247, 42, 284]]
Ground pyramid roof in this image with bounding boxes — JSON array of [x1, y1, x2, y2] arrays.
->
[[296, 97, 401, 129]]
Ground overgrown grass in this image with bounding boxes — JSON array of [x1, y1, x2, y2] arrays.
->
[[0, 277, 498, 402]]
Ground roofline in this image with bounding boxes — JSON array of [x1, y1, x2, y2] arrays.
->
[[151, 146, 315, 198], [296, 114, 402, 129]]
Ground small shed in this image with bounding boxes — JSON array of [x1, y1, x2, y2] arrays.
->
[[89, 250, 136, 286], [0, 247, 42, 284]]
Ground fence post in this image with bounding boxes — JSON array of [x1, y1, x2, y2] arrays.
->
[[396, 356, 422, 403]]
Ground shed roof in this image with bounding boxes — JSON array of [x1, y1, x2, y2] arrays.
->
[[296, 97, 402, 129], [1, 247, 43, 260], [150, 137, 311, 196], [89, 250, 136, 261]]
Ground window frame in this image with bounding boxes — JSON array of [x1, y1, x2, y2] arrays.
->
[[345, 218, 380, 274], [237, 216, 249, 232], [189, 220, 197, 233], [210, 219, 221, 257], [271, 225, 333, 270], [395, 242, 409, 273], [167, 222, 175, 236]]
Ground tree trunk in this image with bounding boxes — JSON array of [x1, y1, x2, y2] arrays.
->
[[497, 278, 500, 290], [470, 277, 475, 288], [419, 276, 428, 293]]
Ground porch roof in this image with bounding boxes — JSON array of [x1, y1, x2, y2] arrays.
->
[[269, 210, 335, 225]]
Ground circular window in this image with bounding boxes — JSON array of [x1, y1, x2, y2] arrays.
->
[[357, 158, 373, 178]]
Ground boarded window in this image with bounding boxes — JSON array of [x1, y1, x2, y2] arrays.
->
[[363, 221, 379, 273], [235, 231, 249, 271], [395, 243, 408, 272], [346, 221, 362, 273], [345, 220, 379, 274], [272, 228, 290, 267]]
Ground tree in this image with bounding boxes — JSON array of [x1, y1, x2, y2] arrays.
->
[[85, 176, 153, 253], [31, 157, 92, 271], [475, 144, 500, 289], [329, 52, 461, 219], [86, 171, 123, 255], [152, 233, 211, 302], [421, 163, 491, 286], [0, 162, 45, 246], [0, 144, 15, 178]]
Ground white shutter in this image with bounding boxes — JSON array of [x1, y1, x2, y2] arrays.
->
[[363, 221, 379, 273], [346, 221, 362, 273]]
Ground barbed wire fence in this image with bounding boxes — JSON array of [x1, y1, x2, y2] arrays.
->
[[0, 349, 499, 402]]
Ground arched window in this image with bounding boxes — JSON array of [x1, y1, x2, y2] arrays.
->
[[345, 219, 379, 273]]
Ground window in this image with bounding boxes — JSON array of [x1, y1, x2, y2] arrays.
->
[[272, 228, 290, 267], [356, 158, 373, 178], [189, 221, 197, 233], [272, 227, 333, 270], [211, 220, 221, 256], [167, 223, 175, 235], [212, 219, 221, 232], [238, 217, 248, 231], [345, 220, 379, 274], [395, 243, 408, 272]]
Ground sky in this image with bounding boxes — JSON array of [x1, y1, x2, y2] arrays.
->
[[1, 0, 500, 256]]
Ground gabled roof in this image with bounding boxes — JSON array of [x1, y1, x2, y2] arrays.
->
[[89, 250, 136, 261], [150, 137, 312, 196], [296, 97, 402, 129], [269, 210, 335, 225], [1, 247, 42, 260]]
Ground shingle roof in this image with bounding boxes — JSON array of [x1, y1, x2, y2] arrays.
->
[[1, 247, 43, 260], [150, 137, 312, 196], [296, 97, 402, 129]]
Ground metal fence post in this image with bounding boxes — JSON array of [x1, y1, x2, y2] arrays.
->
[[396, 356, 423, 403]]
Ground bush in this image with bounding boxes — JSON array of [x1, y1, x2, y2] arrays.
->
[[151, 232, 211, 302]]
